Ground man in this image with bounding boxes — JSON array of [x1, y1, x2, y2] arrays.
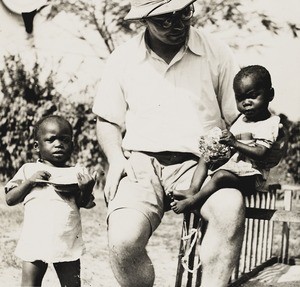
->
[[93, 1, 245, 286]]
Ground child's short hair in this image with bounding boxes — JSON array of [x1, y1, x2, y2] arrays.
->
[[233, 65, 272, 90], [34, 115, 73, 140]]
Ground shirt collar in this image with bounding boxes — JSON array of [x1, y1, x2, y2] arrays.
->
[[135, 30, 149, 62], [136, 26, 204, 61], [186, 26, 204, 56]]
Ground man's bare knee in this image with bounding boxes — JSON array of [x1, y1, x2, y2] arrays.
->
[[200, 189, 245, 286], [108, 209, 151, 258], [201, 188, 245, 235], [107, 209, 154, 287]]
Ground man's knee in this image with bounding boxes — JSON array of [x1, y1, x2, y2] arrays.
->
[[108, 209, 152, 258], [201, 188, 245, 232], [107, 209, 155, 287]]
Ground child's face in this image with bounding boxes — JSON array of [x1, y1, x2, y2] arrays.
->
[[234, 75, 273, 121], [35, 120, 73, 167]]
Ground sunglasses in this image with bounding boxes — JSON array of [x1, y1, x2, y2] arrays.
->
[[145, 5, 194, 29]]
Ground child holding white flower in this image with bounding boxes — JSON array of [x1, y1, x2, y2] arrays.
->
[[5, 115, 97, 287], [171, 65, 282, 214]]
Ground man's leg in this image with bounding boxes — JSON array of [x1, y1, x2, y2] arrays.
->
[[197, 170, 240, 205], [200, 188, 245, 287], [108, 208, 154, 287]]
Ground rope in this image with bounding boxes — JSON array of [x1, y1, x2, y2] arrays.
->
[[180, 215, 202, 273]]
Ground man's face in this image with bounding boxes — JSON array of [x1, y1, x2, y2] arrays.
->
[[145, 5, 194, 46]]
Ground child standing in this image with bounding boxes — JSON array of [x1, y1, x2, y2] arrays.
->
[[5, 115, 96, 287], [171, 65, 282, 214]]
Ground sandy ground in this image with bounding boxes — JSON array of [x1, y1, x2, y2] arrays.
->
[[241, 263, 300, 287], [0, 189, 183, 286], [1, 187, 299, 287]]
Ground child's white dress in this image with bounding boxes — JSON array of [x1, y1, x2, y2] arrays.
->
[[210, 115, 280, 190], [5, 161, 85, 263]]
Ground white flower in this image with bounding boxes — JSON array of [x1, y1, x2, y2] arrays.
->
[[199, 127, 231, 162]]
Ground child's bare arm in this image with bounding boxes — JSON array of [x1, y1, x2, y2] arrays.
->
[[220, 129, 268, 161], [6, 171, 51, 206], [189, 158, 208, 192], [76, 172, 97, 208], [172, 158, 208, 201]]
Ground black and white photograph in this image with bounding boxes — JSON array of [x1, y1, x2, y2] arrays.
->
[[0, 1, 299, 286]]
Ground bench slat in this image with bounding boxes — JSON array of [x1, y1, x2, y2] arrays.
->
[[246, 207, 300, 223]]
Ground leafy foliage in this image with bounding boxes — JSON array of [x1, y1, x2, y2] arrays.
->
[[0, 55, 105, 183], [280, 115, 300, 184], [45, 0, 299, 56], [193, 0, 281, 33], [46, 0, 140, 55], [1, 0, 299, 186]]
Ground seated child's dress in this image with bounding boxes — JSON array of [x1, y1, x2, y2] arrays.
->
[[5, 161, 85, 263], [209, 114, 280, 191]]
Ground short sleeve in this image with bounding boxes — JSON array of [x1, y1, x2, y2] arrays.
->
[[4, 165, 27, 193], [255, 116, 280, 148], [92, 52, 127, 130]]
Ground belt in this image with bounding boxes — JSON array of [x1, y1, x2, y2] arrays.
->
[[142, 151, 198, 166]]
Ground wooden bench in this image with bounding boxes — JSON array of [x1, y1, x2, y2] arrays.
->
[[175, 184, 300, 287]]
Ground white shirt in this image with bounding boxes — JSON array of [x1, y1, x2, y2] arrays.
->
[[230, 115, 280, 149], [5, 162, 85, 263], [93, 27, 239, 155]]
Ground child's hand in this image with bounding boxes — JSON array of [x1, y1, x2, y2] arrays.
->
[[29, 171, 51, 186], [82, 194, 96, 209], [219, 129, 237, 147], [77, 171, 96, 193], [77, 171, 97, 209]]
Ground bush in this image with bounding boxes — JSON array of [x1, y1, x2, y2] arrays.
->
[[282, 117, 300, 184], [0, 55, 299, 187], [0, 54, 106, 184]]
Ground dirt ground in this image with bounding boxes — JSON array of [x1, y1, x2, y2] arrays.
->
[[0, 187, 183, 286], [241, 263, 300, 287], [1, 185, 299, 287]]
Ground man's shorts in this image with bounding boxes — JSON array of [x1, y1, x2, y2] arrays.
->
[[107, 151, 199, 233]]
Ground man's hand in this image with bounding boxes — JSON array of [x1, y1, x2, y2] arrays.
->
[[104, 156, 137, 203]]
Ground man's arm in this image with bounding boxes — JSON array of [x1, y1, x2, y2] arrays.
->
[[96, 116, 124, 163], [96, 117, 136, 202], [216, 42, 240, 126]]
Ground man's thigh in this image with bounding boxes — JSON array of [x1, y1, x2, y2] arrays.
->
[[200, 188, 245, 223], [107, 152, 165, 233], [162, 158, 198, 193], [107, 152, 199, 232]]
